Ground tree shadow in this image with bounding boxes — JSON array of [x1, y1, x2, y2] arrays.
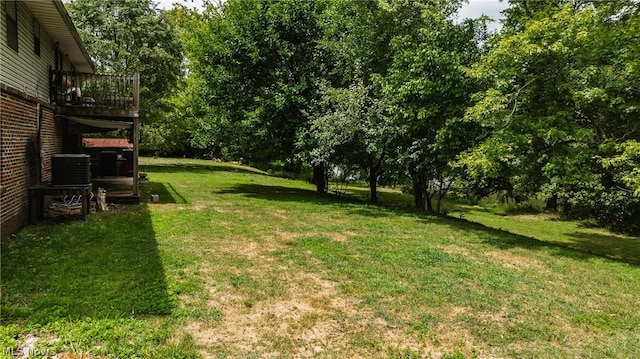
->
[[215, 182, 639, 266], [562, 231, 639, 265], [0, 204, 175, 324], [432, 216, 639, 266], [216, 183, 359, 205], [344, 207, 395, 218], [217, 183, 399, 218], [141, 163, 267, 176], [142, 181, 188, 204]]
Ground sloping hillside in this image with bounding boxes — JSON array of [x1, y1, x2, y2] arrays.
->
[[2, 157, 638, 358]]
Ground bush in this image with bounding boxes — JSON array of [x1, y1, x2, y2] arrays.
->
[[561, 184, 640, 236], [594, 189, 640, 235]]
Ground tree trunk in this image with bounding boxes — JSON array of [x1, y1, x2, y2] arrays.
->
[[426, 193, 434, 213], [369, 167, 378, 204], [546, 193, 558, 212], [435, 178, 445, 214], [312, 163, 327, 194], [413, 178, 425, 210]]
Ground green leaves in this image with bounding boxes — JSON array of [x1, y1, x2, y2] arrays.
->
[[307, 80, 392, 167], [182, 0, 327, 165], [600, 140, 640, 197], [461, 0, 640, 232], [67, 0, 184, 152], [381, 10, 484, 210], [97, 0, 639, 231]]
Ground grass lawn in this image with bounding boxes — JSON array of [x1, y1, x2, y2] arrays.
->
[[1, 157, 639, 358], [343, 186, 640, 265]]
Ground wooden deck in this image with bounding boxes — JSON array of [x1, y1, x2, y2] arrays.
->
[[51, 70, 141, 201], [91, 177, 140, 203], [50, 71, 139, 113]]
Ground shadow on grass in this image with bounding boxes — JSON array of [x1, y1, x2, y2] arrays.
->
[[562, 231, 639, 264], [221, 182, 639, 266], [218, 183, 403, 219], [142, 181, 188, 204], [141, 162, 266, 176], [217, 183, 359, 205], [434, 216, 640, 266], [0, 204, 175, 324]]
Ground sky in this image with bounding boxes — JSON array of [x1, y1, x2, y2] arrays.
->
[[457, 0, 509, 31], [156, 0, 205, 10], [155, 0, 509, 31]]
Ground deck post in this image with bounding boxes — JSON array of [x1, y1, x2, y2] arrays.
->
[[132, 72, 140, 197], [133, 115, 139, 197]]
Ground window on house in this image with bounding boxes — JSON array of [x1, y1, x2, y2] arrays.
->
[[33, 18, 40, 56], [5, 0, 18, 52]]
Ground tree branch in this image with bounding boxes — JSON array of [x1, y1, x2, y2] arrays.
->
[[503, 78, 535, 128]]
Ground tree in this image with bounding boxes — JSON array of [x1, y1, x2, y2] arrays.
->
[[460, 1, 640, 233], [184, 0, 327, 170], [305, 0, 461, 204], [66, 0, 183, 150], [305, 80, 394, 203], [382, 13, 485, 212]]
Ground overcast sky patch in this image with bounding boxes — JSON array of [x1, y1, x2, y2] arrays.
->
[[457, 0, 508, 32], [155, 0, 509, 32]]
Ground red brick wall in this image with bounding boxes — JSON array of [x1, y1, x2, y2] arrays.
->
[[40, 108, 62, 182], [1, 90, 62, 240]]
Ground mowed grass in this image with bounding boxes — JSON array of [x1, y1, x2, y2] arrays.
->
[[1, 157, 638, 358], [343, 186, 640, 265]]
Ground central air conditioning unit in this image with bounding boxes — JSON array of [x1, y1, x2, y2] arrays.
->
[[51, 154, 91, 186]]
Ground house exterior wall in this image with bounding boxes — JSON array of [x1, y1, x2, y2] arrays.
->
[[1, 1, 70, 240], [0, 1, 63, 102], [0, 2, 132, 239], [1, 91, 62, 240]]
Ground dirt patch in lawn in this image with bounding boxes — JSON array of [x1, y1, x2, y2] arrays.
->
[[513, 213, 559, 221], [268, 209, 289, 220], [438, 244, 482, 264], [186, 249, 444, 357], [440, 244, 473, 258], [327, 231, 358, 243], [188, 270, 442, 357], [53, 353, 95, 359], [485, 250, 550, 273]]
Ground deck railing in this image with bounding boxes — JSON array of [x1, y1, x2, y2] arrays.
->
[[50, 70, 139, 110]]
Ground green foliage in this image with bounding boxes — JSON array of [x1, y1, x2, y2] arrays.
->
[[178, 0, 486, 205], [383, 13, 486, 212], [299, 0, 484, 206], [307, 82, 388, 166], [601, 140, 640, 197], [297, 0, 412, 201], [561, 140, 640, 234], [81, 0, 640, 233], [66, 0, 183, 150], [183, 0, 327, 166], [304, 80, 394, 202], [460, 1, 640, 233]]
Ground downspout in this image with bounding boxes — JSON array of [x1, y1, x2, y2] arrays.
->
[[36, 103, 42, 183]]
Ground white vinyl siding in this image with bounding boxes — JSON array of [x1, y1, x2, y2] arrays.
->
[[0, 1, 65, 102]]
